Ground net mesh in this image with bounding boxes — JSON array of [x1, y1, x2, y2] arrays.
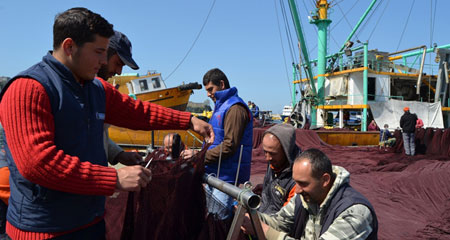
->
[[105, 145, 240, 240]]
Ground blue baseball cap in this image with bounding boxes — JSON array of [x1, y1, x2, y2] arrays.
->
[[109, 31, 139, 70]]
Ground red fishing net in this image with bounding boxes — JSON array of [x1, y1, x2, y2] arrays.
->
[[251, 128, 450, 240], [106, 147, 207, 240]]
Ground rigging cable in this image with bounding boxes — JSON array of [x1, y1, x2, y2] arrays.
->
[[429, 0, 437, 48], [164, 0, 217, 81], [395, 0, 416, 52], [367, 0, 390, 41], [336, 2, 359, 40], [429, 0, 437, 74], [330, 0, 359, 32], [280, 0, 297, 64], [350, 0, 383, 42], [274, 0, 293, 97]]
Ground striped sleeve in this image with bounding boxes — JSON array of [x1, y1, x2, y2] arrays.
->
[[259, 194, 298, 239], [0, 78, 117, 196], [319, 204, 373, 240]]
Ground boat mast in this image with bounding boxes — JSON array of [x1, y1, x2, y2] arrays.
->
[[311, 0, 332, 127], [287, 0, 318, 125]]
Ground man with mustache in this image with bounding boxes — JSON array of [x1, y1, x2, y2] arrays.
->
[[243, 148, 378, 239]]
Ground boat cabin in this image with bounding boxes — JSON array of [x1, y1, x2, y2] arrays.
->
[[126, 74, 167, 95]]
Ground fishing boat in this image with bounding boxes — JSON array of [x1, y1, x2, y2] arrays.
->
[[280, 0, 449, 145], [107, 71, 204, 149], [280, 105, 293, 122]]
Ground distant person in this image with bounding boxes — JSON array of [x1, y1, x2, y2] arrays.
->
[[400, 107, 418, 156], [242, 149, 378, 239], [202, 68, 253, 220], [248, 101, 253, 109], [416, 118, 424, 129], [97, 30, 142, 166], [379, 124, 395, 148], [0, 7, 213, 239], [163, 133, 186, 159], [368, 120, 379, 131], [258, 124, 301, 214], [252, 102, 260, 119]]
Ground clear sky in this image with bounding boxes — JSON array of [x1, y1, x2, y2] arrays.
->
[[0, 0, 448, 113]]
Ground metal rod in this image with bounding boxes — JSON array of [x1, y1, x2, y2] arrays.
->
[[216, 144, 223, 178], [339, 0, 378, 52], [145, 157, 153, 169], [388, 45, 427, 57], [416, 46, 427, 95], [151, 131, 155, 149], [234, 145, 244, 186], [443, 62, 449, 106], [203, 174, 260, 210]]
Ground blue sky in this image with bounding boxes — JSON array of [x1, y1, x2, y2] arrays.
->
[[0, 0, 448, 113]]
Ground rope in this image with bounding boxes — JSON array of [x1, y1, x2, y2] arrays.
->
[[396, 0, 416, 51], [281, 0, 296, 64], [430, 0, 437, 48], [428, 0, 437, 74], [336, 3, 357, 38], [330, 0, 359, 32], [274, 0, 293, 97], [164, 0, 217, 81], [368, 0, 390, 41], [351, 0, 383, 42]]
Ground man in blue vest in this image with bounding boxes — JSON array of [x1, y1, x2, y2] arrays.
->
[[0, 8, 213, 239], [242, 148, 378, 239], [202, 68, 253, 220]]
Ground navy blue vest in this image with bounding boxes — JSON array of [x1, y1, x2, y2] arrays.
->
[[290, 183, 378, 239], [0, 52, 107, 232], [0, 124, 6, 168], [205, 87, 253, 184]]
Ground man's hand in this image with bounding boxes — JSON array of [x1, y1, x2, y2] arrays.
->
[[114, 151, 143, 166], [116, 165, 152, 192], [241, 213, 255, 235], [241, 212, 269, 236], [253, 184, 263, 196], [190, 116, 214, 143], [180, 149, 198, 160]]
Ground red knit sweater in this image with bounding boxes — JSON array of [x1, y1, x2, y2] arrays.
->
[[0, 78, 191, 239]]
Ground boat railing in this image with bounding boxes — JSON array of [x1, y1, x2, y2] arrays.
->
[[186, 130, 204, 147]]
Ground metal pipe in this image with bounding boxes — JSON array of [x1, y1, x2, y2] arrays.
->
[[339, 0, 378, 52], [203, 174, 261, 210], [443, 62, 449, 105], [435, 67, 443, 103], [388, 45, 427, 57], [402, 44, 450, 59], [362, 43, 368, 132], [287, 0, 317, 95], [416, 46, 427, 95], [216, 144, 223, 178], [234, 145, 244, 186]]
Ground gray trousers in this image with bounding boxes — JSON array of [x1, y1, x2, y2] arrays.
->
[[402, 132, 415, 155]]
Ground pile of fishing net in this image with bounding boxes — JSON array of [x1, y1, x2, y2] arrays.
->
[[105, 146, 235, 240], [251, 128, 450, 239]]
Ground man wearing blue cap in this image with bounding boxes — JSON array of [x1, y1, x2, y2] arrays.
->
[[98, 31, 143, 167], [98, 31, 139, 79]]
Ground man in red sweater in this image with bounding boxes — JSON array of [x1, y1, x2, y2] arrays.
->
[[0, 7, 213, 239]]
